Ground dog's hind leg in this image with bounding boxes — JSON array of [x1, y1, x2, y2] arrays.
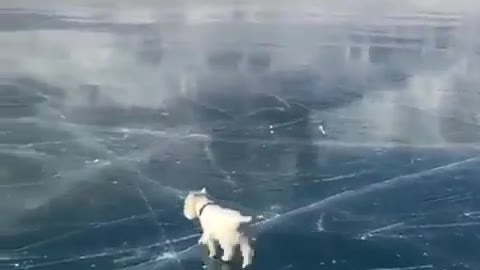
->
[[219, 240, 234, 262], [239, 236, 253, 268]]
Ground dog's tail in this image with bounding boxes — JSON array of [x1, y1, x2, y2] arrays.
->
[[238, 215, 252, 223]]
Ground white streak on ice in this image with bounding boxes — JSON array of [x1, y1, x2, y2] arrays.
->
[[257, 156, 478, 231], [319, 169, 371, 182], [361, 222, 406, 238], [367, 264, 433, 270]]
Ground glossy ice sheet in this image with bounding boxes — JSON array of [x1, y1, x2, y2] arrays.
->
[[1, 2, 480, 270]]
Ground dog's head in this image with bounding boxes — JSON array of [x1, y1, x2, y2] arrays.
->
[[183, 187, 208, 220]]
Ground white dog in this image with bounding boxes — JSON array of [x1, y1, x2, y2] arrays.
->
[[183, 188, 254, 268]]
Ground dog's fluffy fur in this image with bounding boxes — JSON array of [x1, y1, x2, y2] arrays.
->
[[183, 188, 254, 268]]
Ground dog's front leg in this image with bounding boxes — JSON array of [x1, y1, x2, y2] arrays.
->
[[199, 232, 216, 258], [198, 233, 207, 245]]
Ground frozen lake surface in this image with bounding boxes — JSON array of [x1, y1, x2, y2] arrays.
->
[[1, 2, 480, 270]]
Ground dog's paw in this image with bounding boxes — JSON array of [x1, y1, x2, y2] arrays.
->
[[242, 260, 253, 269], [221, 255, 232, 262], [241, 258, 252, 268]]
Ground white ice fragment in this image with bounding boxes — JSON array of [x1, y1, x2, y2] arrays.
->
[[360, 233, 372, 240], [13, 264, 20, 267], [176, 160, 181, 164], [155, 252, 177, 261], [112, 180, 118, 184], [269, 204, 282, 212], [316, 217, 324, 231], [332, 260, 336, 264], [86, 159, 101, 164], [60, 114, 66, 119], [318, 124, 326, 134], [270, 130, 274, 134], [269, 125, 273, 129]]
